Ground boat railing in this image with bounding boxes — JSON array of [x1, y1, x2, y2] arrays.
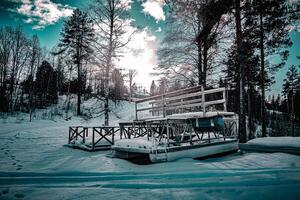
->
[[134, 85, 227, 120]]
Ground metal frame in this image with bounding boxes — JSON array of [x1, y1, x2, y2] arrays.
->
[[143, 117, 237, 147]]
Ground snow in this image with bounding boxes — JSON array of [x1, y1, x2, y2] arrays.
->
[[247, 137, 300, 148], [0, 102, 300, 199], [114, 137, 154, 149], [167, 111, 236, 119], [139, 112, 237, 121], [240, 137, 300, 155]]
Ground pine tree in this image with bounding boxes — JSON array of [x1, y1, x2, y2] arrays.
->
[[282, 65, 300, 136], [57, 8, 94, 116], [110, 68, 125, 102], [254, 0, 298, 137], [150, 80, 157, 96], [35, 61, 58, 107]]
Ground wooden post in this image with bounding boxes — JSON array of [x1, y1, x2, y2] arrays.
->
[[189, 126, 193, 145], [147, 123, 149, 141], [201, 85, 206, 116], [92, 128, 95, 151], [111, 127, 115, 144], [83, 127, 86, 144], [162, 94, 166, 118], [68, 127, 71, 144], [120, 124, 123, 139], [75, 127, 78, 140], [166, 120, 169, 146], [135, 102, 138, 120], [223, 89, 227, 112]]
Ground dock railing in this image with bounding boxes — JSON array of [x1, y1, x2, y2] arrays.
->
[[68, 126, 119, 151], [135, 85, 227, 120]]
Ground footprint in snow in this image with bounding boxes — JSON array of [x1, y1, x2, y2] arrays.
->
[[1, 190, 9, 194], [16, 165, 23, 170], [14, 193, 25, 198]]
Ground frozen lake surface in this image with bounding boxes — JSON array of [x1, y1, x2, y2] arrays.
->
[[1, 117, 300, 200]]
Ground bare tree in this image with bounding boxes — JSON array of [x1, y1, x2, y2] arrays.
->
[[159, 0, 232, 88], [0, 27, 12, 112], [90, 0, 134, 125], [28, 35, 41, 121], [10, 26, 29, 110]]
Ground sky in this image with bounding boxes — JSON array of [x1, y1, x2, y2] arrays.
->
[[0, 0, 167, 89], [0, 0, 299, 95]]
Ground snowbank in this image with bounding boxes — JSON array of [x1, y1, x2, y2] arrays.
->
[[240, 137, 300, 155], [247, 137, 300, 148]]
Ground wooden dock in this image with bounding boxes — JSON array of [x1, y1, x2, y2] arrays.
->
[[68, 126, 119, 151], [67, 85, 238, 152]]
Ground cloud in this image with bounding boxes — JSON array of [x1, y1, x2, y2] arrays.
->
[[119, 0, 132, 10], [155, 27, 162, 32], [285, 24, 300, 32], [16, 0, 73, 29], [142, 0, 166, 21], [117, 26, 159, 89]]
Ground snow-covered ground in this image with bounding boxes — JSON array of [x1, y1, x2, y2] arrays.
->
[[1, 104, 300, 199], [240, 137, 300, 155], [247, 137, 300, 148]]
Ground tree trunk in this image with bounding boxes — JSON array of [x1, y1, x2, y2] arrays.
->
[[197, 10, 203, 86], [104, 2, 115, 126], [203, 38, 208, 88], [235, 0, 247, 143], [291, 92, 294, 136], [247, 84, 253, 139], [77, 33, 82, 116], [259, 0, 266, 137], [77, 61, 81, 116], [9, 75, 14, 111], [29, 76, 33, 122], [0, 66, 8, 112]]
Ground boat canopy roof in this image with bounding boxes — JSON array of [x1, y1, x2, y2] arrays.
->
[[168, 111, 235, 119], [141, 111, 236, 122]]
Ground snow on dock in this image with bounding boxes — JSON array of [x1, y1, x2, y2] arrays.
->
[[239, 137, 300, 155]]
